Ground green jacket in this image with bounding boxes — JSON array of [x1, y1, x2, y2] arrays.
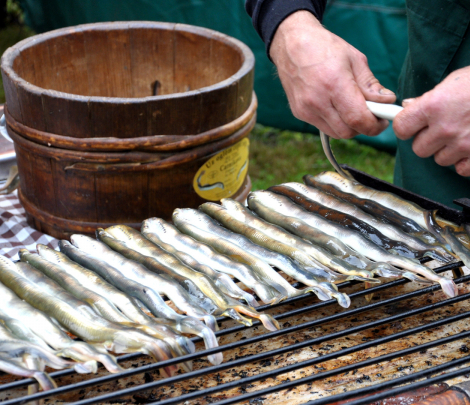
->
[[395, 0, 470, 208]]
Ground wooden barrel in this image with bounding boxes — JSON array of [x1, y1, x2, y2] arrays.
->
[[1, 22, 255, 239]]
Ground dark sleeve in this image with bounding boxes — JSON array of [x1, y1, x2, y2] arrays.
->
[[245, 0, 327, 58]]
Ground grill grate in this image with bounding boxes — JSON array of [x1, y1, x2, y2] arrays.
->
[[2, 167, 470, 405]]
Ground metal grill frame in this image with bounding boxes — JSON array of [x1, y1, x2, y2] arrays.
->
[[1, 167, 470, 405]]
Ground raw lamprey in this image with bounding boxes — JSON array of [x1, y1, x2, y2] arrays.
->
[[173, 208, 337, 301], [247, 191, 457, 298], [0, 257, 177, 377], [274, 182, 454, 262], [304, 174, 442, 245], [199, 202, 351, 308], [312, 171, 468, 245], [142, 218, 283, 305], [141, 219, 259, 308], [0, 256, 120, 374], [100, 226, 280, 332], [34, 245, 195, 372], [61, 239, 222, 366]]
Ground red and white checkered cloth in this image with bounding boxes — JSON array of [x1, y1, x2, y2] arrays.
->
[[0, 190, 58, 259]]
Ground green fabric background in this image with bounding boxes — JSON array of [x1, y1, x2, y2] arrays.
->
[[19, 0, 409, 151]]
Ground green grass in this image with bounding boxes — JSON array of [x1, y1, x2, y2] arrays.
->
[[249, 124, 396, 191]]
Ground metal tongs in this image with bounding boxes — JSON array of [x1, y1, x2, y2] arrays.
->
[[320, 101, 404, 179]]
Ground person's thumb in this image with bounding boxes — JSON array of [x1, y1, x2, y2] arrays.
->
[[351, 54, 396, 103]]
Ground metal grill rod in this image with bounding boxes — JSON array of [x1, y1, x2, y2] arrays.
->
[[305, 355, 470, 405], [1, 263, 454, 396], [144, 293, 470, 405], [0, 263, 463, 405], [68, 275, 470, 405]]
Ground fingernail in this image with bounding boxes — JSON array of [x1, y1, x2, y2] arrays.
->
[[402, 98, 415, 106], [379, 87, 395, 95]]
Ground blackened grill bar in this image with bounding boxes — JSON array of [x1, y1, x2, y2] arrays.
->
[[0, 261, 465, 405]]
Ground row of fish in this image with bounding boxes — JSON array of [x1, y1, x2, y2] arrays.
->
[[0, 170, 466, 390]]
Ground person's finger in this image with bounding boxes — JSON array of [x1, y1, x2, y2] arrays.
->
[[350, 51, 397, 103], [393, 96, 428, 140], [322, 101, 361, 139], [308, 115, 340, 139], [455, 158, 470, 176], [411, 127, 447, 158]]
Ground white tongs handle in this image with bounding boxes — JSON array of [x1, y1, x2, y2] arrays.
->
[[366, 101, 404, 121]]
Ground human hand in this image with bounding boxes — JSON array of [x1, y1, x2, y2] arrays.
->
[[270, 10, 396, 139], [393, 66, 470, 176]]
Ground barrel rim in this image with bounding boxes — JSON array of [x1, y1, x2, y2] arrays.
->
[[1, 20, 255, 104]]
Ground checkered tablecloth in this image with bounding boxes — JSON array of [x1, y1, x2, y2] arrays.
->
[[0, 190, 58, 259]]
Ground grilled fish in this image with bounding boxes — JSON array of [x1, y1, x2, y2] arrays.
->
[[34, 245, 194, 372], [312, 171, 468, 244], [247, 191, 457, 298], [199, 202, 351, 308], [142, 218, 283, 305], [3, 258, 177, 377], [100, 226, 280, 332], [66, 236, 222, 366], [275, 182, 454, 262], [0, 256, 120, 373], [141, 219, 258, 308], [304, 175, 443, 245], [0, 352, 56, 391]]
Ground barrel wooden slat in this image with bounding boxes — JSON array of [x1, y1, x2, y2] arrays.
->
[[129, 22, 176, 99], [209, 33, 241, 85], [16, 83, 46, 131], [14, 143, 37, 207], [51, 159, 98, 223], [199, 82, 239, 132], [147, 91, 203, 136], [46, 27, 89, 96], [17, 35, 53, 90], [41, 92, 91, 138], [174, 24, 212, 93], [1, 68, 23, 123], [94, 172, 149, 222], [28, 154, 57, 216], [236, 68, 254, 117]]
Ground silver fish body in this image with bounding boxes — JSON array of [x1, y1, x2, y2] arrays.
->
[[248, 191, 457, 298], [142, 218, 286, 304], [199, 202, 351, 308], [279, 182, 454, 262], [67, 235, 222, 365], [0, 255, 120, 373], [101, 226, 280, 332]]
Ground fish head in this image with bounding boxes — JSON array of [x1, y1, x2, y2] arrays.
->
[[71, 234, 108, 254], [104, 225, 140, 242], [141, 217, 169, 236]]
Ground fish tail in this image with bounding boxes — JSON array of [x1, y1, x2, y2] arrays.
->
[[73, 360, 98, 374], [230, 305, 279, 331], [423, 210, 448, 245], [242, 292, 260, 308], [401, 272, 434, 285], [33, 370, 57, 391], [177, 318, 223, 366], [254, 284, 285, 305], [223, 308, 253, 327], [310, 287, 332, 301], [177, 336, 196, 355], [164, 338, 193, 373], [439, 276, 458, 298], [64, 343, 124, 374], [144, 340, 178, 377], [332, 292, 351, 308], [423, 248, 457, 263], [203, 314, 219, 332]]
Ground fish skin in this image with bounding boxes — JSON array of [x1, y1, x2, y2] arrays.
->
[[0, 256, 120, 373], [101, 226, 280, 332], [220, 198, 382, 283], [173, 208, 324, 301], [0, 352, 57, 391], [66, 236, 222, 366], [95, 229, 219, 330], [275, 182, 455, 263], [312, 171, 463, 236], [35, 245, 194, 373], [3, 256, 177, 377], [142, 218, 282, 306], [199, 202, 351, 308], [303, 175, 442, 244], [141, 220, 259, 308], [424, 210, 470, 272], [248, 191, 458, 298]]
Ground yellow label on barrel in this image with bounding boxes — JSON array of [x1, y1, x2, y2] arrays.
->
[[193, 138, 249, 201]]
